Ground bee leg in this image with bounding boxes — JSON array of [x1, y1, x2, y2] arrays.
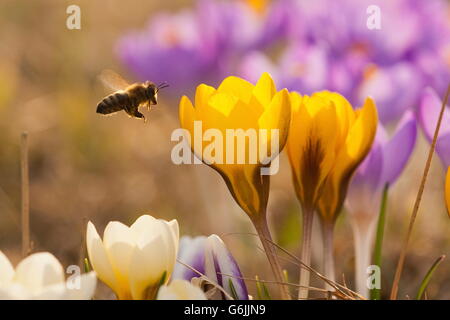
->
[[134, 110, 146, 122]]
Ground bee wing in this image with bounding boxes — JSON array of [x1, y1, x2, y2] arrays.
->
[[98, 69, 131, 91]]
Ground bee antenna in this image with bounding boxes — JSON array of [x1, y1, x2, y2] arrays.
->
[[157, 82, 169, 91]]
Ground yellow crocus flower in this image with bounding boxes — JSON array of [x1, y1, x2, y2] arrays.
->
[[287, 91, 377, 297], [179, 72, 290, 218], [179, 72, 291, 299]]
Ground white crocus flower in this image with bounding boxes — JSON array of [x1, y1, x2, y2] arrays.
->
[[157, 280, 206, 300], [0, 251, 96, 300], [86, 214, 179, 300]]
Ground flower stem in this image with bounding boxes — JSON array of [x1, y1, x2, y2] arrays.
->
[[322, 221, 335, 291], [253, 216, 291, 300], [298, 207, 314, 299], [371, 184, 389, 300], [353, 221, 376, 298]]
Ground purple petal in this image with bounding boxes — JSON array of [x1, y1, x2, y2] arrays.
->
[[381, 110, 417, 184], [238, 51, 278, 85], [357, 63, 422, 124], [419, 87, 450, 167], [204, 235, 248, 300], [346, 142, 384, 218], [172, 236, 207, 281]]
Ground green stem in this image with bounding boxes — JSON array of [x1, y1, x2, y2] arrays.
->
[[416, 255, 445, 300], [298, 207, 314, 299], [371, 184, 389, 300]]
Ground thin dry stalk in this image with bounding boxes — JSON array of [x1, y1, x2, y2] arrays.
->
[[390, 84, 450, 300], [224, 231, 365, 300], [176, 259, 234, 300], [20, 132, 30, 258]]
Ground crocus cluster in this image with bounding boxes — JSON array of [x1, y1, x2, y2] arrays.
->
[[179, 71, 379, 299], [86, 214, 247, 300]]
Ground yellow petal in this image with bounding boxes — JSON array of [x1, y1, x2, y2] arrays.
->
[[258, 88, 291, 152], [225, 99, 261, 130], [318, 97, 378, 221], [287, 92, 339, 210], [194, 83, 216, 110], [179, 95, 196, 136], [208, 92, 239, 117], [217, 76, 254, 104], [252, 72, 277, 109]]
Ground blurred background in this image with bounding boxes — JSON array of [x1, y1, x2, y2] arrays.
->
[[0, 0, 449, 299]]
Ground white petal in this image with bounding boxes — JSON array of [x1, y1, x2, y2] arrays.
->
[[130, 215, 160, 239], [157, 220, 179, 276], [103, 221, 135, 290], [65, 271, 97, 300], [0, 251, 15, 285], [14, 252, 64, 293], [129, 234, 168, 300], [31, 283, 67, 300], [86, 221, 117, 292], [157, 280, 206, 300], [0, 283, 30, 299]]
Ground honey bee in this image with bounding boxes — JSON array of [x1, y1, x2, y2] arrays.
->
[[96, 69, 168, 121]]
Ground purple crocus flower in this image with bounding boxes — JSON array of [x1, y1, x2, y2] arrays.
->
[[117, 0, 266, 95], [117, 9, 216, 95], [345, 111, 417, 297], [172, 234, 248, 300], [419, 87, 450, 167]]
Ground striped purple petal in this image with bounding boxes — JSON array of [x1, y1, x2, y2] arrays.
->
[[204, 235, 248, 300], [172, 236, 207, 281], [172, 234, 248, 300]]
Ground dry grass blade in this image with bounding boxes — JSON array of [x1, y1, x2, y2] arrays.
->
[[224, 231, 365, 300], [176, 259, 234, 300], [218, 273, 330, 293], [390, 84, 450, 300]]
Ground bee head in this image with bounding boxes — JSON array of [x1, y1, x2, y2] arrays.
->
[[145, 82, 169, 105]]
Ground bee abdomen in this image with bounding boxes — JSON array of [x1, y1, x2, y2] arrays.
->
[[96, 92, 129, 115]]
